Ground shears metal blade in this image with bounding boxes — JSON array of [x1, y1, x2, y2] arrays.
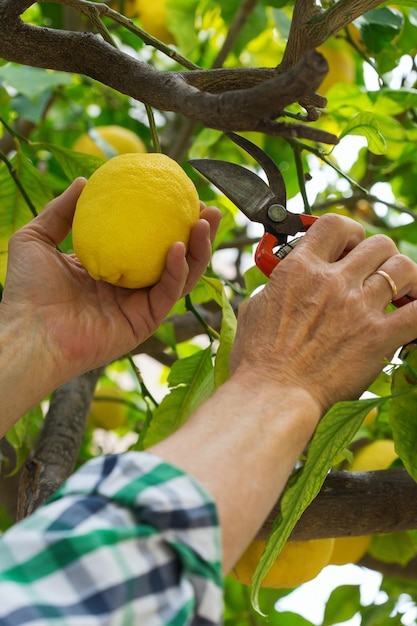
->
[[189, 132, 317, 277]]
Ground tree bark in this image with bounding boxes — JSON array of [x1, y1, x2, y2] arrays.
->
[[258, 468, 417, 540], [0, 0, 385, 145], [16, 368, 103, 519]]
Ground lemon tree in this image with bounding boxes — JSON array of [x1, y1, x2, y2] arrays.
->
[[72, 153, 200, 289], [2, 1, 417, 625]]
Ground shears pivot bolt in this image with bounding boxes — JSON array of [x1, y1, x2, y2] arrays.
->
[[267, 204, 286, 223]]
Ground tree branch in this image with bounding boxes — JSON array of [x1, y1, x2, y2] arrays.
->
[[16, 368, 103, 519], [258, 469, 417, 540], [0, 0, 335, 144], [281, 0, 386, 71]]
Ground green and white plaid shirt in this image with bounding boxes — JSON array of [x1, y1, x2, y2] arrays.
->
[[0, 452, 223, 625]]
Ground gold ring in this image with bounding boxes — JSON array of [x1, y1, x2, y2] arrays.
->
[[374, 269, 398, 300]]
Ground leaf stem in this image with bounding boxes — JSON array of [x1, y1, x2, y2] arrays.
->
[[145, 105, 161, 152], [185, 294, 220, 342], [0, 149, 38, 218], [126, 353, 159, 408]]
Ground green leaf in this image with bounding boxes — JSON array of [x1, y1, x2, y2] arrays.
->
[[201, 276, 237, 387], [368, 369, 392, 396], [360, 599, 403, 626], [250, 396, 387, 613], [0, 65, 73, 99], [0, 150, 54, 283], [166, 0, 200, 54], [244, 265, 268, 295], [142, 347, 214, 447], [339, 112, 386, 155], [389, 345, 417, 481], [322, 585, 361, 626], [35, 143, 104, 181], [5, 405, 44, 474], [368, 532, 417, 566], [360, 7, 405, 53], [371, 87, 417, 116], [0, 505, 13, 532]]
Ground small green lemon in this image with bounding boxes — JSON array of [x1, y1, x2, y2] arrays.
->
[[72, 153, 200, 289]]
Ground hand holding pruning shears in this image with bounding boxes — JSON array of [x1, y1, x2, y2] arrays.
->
[[190, 132, 413, 310]]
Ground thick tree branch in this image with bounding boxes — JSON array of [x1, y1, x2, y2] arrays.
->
[[281, 0, 386, 71], [258, 469, 417, 540], [0, 0, 336, 144], [16, 368, 103, 519]]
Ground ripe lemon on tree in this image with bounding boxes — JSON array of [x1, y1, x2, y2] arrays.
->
[[109, 0, 140, 19], [317, 40, 355, 95], [89, 382, 127, 430], [72, 152, 200, 289], [230, 538, 335, 588], [350, 439, 398, 472], [73, 125, 146, 159], [329, 439, 398, 565], [136, 0, 175, 45]]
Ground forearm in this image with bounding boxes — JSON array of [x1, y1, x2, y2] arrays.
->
[[149, 368, 322, 573], [0, 307, 55, 437]]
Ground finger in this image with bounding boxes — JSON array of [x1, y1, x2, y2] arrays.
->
[[384, 299, 417, 348], [28, 178, 86, 246], [339, 233, 399, 280], [364, 254, 417, 309], [182, 218, 214, 296], [299, 213, 366, 262], [148, 242, 189, 326], [199, 203, 222, 245]]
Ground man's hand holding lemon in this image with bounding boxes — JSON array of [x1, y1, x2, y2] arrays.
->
[[0, 157, 220, 434]]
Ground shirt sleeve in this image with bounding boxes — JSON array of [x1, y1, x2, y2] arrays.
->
[[0, 452, 223, 626]]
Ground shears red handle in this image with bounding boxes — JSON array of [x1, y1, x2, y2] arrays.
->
[[255, 215, 318, 277]]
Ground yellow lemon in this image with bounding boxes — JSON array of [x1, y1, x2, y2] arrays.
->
[[73, 125, 146, 159], [362, 406, 379, 426], [136, 0, 175, 45], [329, 439, 398, 565], [329, 535, 371, 566], [72, 153, 200, 289], [109, 0, 140, 18], [351, 439, 398, 472], [230, 538, 335, 588], [317, 42, 355, 94], [89, 383, 127, 430]]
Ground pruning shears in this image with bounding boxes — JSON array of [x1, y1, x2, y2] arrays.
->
[[189, 132, 318, 278], [189, 132, 414, 310]]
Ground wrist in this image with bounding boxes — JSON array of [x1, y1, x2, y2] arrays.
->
[[229, 365, 323, 434]]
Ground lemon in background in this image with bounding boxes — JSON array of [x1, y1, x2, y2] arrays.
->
[[89, 382, 127, 430], [109, 0, 140, 18], [136, 0, 175, 45], [72, 152, 200, 289], [73, 125, 146, 159], [317, 41, 355, 94], [230, 538, 335, 588]]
